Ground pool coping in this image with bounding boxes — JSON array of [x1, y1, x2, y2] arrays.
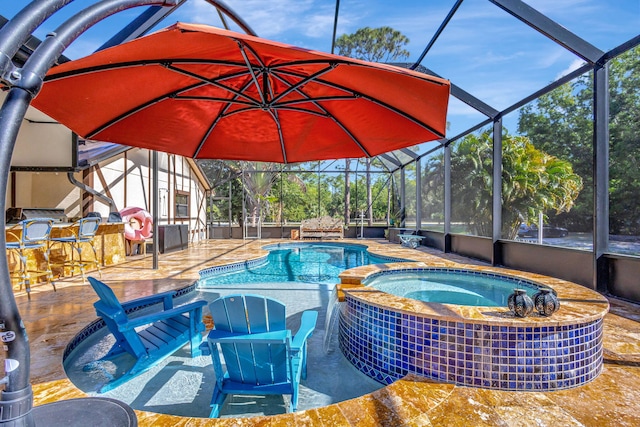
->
[[337, 262, 609, 327]]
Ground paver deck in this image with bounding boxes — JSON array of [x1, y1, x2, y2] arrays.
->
[[10, 239, 640, 426]]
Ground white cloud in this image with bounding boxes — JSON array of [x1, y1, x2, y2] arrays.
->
[[556, 58, 587, 79], [180, 0, 329, 40]]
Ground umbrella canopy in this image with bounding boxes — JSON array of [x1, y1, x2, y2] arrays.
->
[[32, 23, 449, 163]]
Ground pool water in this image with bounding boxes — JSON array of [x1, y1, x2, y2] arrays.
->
[[364, 268, 541, 306], [200, 243, 403, 286]]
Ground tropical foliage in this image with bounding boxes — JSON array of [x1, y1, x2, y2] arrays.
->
[[200, 159, 393, 226], [518, 45, 640, 234], [422, 130, 583, 239]]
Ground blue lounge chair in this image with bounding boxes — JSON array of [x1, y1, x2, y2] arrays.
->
[[206, 294, 318, 418], [87, 277, 206, 392]]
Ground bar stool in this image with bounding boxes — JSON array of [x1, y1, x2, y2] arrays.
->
[[6, 218, 56, 299], [49, 216, 102, 283]]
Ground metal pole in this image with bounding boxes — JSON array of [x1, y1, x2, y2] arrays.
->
[[0, 0, 73, 75], [0, 87, 35, 406], [444, 143, 451, 252], [593, 63, 610, 292], [0, 2, 178, 425], [228, 177, 232, 238], [152, 150, 159, 269], [400, 167, 406, 228], [492, 117, 503, 265], [415, 158, 422, 230], [330, 0, 340, 54]]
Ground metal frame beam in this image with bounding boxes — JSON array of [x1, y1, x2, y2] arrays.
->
[[489, 0, 604, 64], [97, 2, 187, 50], [492, 117, 503, 265]]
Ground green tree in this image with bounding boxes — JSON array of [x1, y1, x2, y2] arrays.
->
[[335, 27, 410, 62], [423, 130, 583, 239], [606, 46, 640, 235], [198, 159, 243, 225], [518, 46, 640, 234], [517, 76, 593, 231]]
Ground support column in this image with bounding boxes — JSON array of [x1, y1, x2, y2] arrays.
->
[[152, 150, 159, 269], [593, 63, 610, 292], [400, 167, 406, 228], [492, 118, 503, 266], [415, 157, 422, 230], [444, 143, 451, 252]]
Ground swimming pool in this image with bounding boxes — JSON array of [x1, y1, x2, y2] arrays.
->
[[199, 242, 405, 286], [363, 268, 542, 306]]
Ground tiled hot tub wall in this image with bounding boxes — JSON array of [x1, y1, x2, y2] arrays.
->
[[339, 295, 604, 391]]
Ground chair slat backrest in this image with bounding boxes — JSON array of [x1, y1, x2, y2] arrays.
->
[[88, 276, 129, 325], [210, 295, 286, 334], [78, 216, 101, 240], [88, 277, 146, 358], [22, 218, 54, 243], [216, 334, 290, 386], [210, 295, 291, 385]]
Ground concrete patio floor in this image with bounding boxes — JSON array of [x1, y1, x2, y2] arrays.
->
[[11, 238, 640, 426]]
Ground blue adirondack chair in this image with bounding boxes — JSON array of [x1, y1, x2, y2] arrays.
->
[[87, 277, 207, 392], [206, 294, 318, 418]]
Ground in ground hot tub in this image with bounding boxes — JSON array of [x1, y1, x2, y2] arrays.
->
[[337, 265, 609, 391], [364, 268, 544, 306]]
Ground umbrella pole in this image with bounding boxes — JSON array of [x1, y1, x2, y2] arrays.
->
[[0, 88, 34, 426], [0, 1, 182, 425]]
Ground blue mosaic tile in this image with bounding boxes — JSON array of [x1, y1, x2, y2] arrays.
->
[[339, 294, 604, 391]]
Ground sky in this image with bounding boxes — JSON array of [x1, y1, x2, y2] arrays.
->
[[1, 0, 639, 152]]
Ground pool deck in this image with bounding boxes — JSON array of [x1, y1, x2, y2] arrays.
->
[[11, 238, 640, 426]]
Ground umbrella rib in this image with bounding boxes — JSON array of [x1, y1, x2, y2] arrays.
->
[[165, 63, 260, 106], [236, 41, 268, 106], [234, 39, 289, 162], [269, 72, 371, 157], [269, 59, 449, 87], [276, 66, 446, 139], [192, 77, 257, 159], [267, 108, 287, 163], [85, 81, 208, 139], [43, 58, 250, 81], [277, 95, 356, 106], [269, 64, 336, 105], [176, 95, 253, 106]]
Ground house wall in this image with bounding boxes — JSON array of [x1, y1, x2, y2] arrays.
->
[[7, 148, 208, 245], [7, 172, 81, 219]]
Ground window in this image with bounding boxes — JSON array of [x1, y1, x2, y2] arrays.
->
[[175, 191, 189, 219]]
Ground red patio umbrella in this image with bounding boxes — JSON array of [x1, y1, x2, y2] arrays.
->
[[32, 23, 449, 163]]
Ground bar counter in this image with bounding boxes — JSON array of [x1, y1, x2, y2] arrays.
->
[[6, 221, 127, 291]]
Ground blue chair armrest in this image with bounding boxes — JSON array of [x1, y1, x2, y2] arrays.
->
[[208, 329, 290, 345], [120, 300, 206, 330], [291, 310, 318, 351]]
